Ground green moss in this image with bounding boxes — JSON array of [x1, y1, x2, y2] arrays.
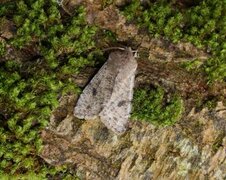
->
[[0, 0, 98, 177], [0, 41, 6, 56], [122, 0, 226, 82], [132, 87, 184, 126], [0, 165, 80, 179], [181, 59, 203, 71], [212, 134, 224, 153]]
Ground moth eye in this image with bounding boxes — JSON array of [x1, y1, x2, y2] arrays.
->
[[92, 88, 97, 96], [117, 100, 126, 107]]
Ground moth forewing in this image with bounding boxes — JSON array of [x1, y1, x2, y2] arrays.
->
[[74, 48, 137, 134]]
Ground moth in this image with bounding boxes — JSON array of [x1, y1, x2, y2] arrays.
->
[[74, 47, 137, 133]]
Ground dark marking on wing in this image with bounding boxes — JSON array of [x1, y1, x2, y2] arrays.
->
[[117, 100, 126, 107], [92, 88, 97, 96]]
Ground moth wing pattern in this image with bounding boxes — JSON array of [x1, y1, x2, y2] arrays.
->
[[99, 51, 137, 133], [74, 57, 118, 120], [74, 47, 137, 134]]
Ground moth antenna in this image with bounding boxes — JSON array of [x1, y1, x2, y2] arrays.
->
[[102, 47, 126, 52], [103, 47, 139, 57]]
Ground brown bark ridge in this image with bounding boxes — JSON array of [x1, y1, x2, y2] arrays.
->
[[40, 1, 226, 179], [41, 95, 226, 179]]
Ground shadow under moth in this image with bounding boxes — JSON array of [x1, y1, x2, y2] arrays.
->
[[74, 47, 137, 133]]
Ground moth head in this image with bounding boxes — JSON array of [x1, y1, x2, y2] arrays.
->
[[106, 47, 137, 70]]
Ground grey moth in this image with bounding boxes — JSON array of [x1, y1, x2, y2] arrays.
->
[[74, 47, 137, 133]]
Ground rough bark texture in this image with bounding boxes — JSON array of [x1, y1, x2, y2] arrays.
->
[[40, 1, 226, 179], [41, 97, 226, 179]]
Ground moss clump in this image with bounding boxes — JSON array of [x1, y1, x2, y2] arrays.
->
[[0, 0, 99, 177], [122, 0, 226, 82], [132, 87, 184, 126], [180, 59, 203, 72]]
